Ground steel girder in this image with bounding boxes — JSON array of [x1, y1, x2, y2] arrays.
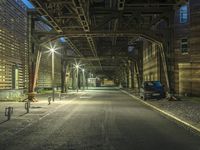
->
[[70, 0, 102, 70], [31, 0, 176, 56], [33, 30, 163, 43], [30, 0, 82, 56], [29, 0, 183, 81]]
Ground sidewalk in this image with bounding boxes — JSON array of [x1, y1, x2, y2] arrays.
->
[[0, 90, 86, 140], [123, 88, 200, 133]]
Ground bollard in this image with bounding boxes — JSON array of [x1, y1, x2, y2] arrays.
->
[[5, 107, 13, 120], [48, 96, 52, 105], [59, 93, 61, 100], [25, 101, 30, 113]]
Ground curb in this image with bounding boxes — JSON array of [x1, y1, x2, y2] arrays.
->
[[121, 90, 200, 137]]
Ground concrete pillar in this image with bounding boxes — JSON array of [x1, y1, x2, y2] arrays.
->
[[28, 11, 38, 102], [130, 61, 134, 89], [125, 65, 129, 88], [61, 56, 66, 93], [122, 67, 126, 88], [128, 60, 132, 88], [131, 63, 135, 89], [72, 69, 76, 90], [61, 64, 67, 93]]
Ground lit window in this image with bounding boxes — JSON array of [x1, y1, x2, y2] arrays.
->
[[180, 5, 188, 23], [128, 45, 134, 52], [180, 38, 188, 54]]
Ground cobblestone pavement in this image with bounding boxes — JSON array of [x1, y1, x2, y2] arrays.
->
[[124, 88, 200, 130]]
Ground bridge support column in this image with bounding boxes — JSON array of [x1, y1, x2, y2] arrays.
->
[[61, 49, 67, 93], [72, 68, 76, 90], [28, 11, 42, 102], [128, 60, 132, 88]]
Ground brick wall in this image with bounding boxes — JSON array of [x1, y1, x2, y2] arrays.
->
[[174, 0, 200, 96]]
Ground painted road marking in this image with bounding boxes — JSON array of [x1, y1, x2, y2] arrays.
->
[[80, 96, 91, 99]]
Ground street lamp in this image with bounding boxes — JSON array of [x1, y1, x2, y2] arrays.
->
[[45, 42, 59, 101], [73, 62, 84, 92], [82, 69, 85, 90], [50, 47, 55, 102], [75, 64, 79, 92]]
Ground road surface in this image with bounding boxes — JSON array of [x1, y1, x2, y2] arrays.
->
[[0, 88, 200, 150]]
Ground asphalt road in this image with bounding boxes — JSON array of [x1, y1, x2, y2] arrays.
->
[[0, 88, 200, 150]]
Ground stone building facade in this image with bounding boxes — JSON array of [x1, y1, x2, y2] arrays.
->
[[0, 0, 62, 99], [0, 0, 28, 100], [174, 0, 200, 96], [143, 0, 200, 96]]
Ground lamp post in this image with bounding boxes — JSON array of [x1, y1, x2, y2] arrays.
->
[[50, 48, 55, 101], [82, 69, 85, 90], [76, 65, 79, 92]]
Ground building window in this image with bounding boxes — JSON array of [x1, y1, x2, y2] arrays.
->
[[180, 5, 188, 23], [180, 38, 188, 54], [12, 65, 19, 89]]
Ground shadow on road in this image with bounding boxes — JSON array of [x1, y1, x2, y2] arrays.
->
[[0, 120, 9, 124], [19, 112, 28, 117], [31, 106, 42, 109]]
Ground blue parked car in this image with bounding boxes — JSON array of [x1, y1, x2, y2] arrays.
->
[[140, 81, 165, 100]]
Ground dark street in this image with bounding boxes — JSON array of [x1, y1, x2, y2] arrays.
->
[[1, 0, 200, 149], [1, 88, 200, 150]]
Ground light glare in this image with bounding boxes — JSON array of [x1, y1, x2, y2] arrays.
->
[[50, 48, 55, 53]]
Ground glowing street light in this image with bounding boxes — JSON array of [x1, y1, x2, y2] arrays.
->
[[82, 69, 85, 90], [73, 62, 84, 92], [50, 47, 55, 101], [50, 48, 55, 53], [44, 42, 60, 101], [75, 64, 80, 92]]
